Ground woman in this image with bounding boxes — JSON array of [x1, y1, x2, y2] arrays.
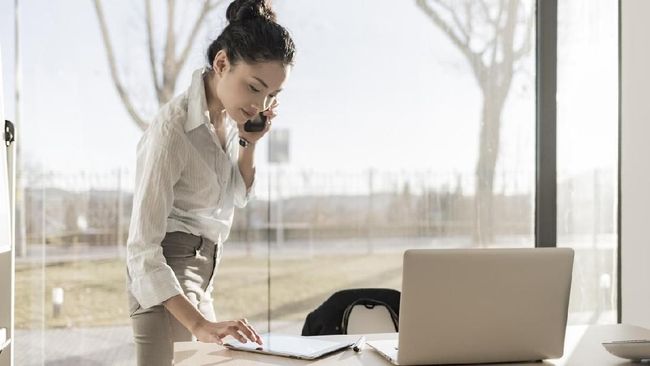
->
[[125, 0, 295, 364]]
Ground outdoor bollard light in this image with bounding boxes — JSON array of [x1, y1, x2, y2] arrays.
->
[[52, 287, 64, 318]]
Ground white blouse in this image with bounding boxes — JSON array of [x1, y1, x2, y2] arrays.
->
[[126, 67, 254, 309]]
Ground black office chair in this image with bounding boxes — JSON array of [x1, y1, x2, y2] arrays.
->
[[301, 288, 400, 336]]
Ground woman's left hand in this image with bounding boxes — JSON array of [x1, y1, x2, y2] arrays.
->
[[238, 101, 278, 146]]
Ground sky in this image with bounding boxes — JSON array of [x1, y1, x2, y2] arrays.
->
[[0, 0, 617, 192]]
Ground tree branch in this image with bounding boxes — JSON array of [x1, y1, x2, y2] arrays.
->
[[145, 0, 162, 102], [161, 0, 176, 103], [177, 0, 223, 75], [416, 0, 487, 88], [496, 0, 507, 28], [416, 0, 470, 57], [464, 2, 474, 39], [513, 4, 534, 61], [208, 0, 222, 12], [478, 0, 493, 26], [432, 0, 470, 41], [488, 0, 509, 75], [92, 0, 148, 131], [501, 0, 518, 56], [495, 0, 519, 98]]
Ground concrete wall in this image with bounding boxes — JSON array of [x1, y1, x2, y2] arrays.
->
[[621, 0, 650, 328]]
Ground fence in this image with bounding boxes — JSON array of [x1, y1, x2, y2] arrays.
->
[[16, 168, 615, 254]]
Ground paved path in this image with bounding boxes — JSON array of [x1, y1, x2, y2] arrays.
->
[[15, 326, 134, 366]]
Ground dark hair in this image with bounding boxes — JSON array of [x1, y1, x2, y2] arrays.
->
[[207, 0, 295, 67]]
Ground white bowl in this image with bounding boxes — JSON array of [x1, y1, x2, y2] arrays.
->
[[602, 340, 650, 361]]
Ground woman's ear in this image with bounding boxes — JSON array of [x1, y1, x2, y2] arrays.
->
[[213, 50, 229, 76]]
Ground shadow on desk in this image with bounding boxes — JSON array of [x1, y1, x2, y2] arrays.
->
[[174, 350, 199, 365]]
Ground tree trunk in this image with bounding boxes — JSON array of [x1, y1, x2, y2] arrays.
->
[[473, 95, 504, 246]]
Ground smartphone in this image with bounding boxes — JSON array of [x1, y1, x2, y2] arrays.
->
[[244, 112, 268, 132]]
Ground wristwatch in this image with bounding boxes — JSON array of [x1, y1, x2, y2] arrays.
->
[[239, 137, 250, 148]]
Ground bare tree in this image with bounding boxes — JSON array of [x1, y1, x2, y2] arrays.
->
[[416, 0, 534, 246], [92, 0, 225, 131]]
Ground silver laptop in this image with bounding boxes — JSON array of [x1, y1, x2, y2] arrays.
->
[[368, 248, 574, 365]]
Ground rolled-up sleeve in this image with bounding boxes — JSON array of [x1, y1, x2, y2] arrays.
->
[[127, 125, 187, 309], [231, 158, 255, 208]]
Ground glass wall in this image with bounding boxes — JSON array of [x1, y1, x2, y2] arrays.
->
[[6, 1, 147, 364], [0, 0, 618, 364], [557, 0, 619, 325], [215, 0, 536, 333]]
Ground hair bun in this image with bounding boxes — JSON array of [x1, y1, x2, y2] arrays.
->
[[226, 0, 276, 24]]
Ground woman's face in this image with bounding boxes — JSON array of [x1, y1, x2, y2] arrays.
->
[[213, 51, 290, 124]]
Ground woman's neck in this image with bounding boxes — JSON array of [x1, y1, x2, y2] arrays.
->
[[203, 70, 226, 130]]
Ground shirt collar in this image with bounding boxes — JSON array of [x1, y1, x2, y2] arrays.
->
[[185, 66, 211, 133]]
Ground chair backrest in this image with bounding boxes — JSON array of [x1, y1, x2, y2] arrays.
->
[[341, 297, 399, 334], [301, 288, 400, 336]]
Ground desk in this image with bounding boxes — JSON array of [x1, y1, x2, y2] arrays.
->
[[174, 324, 650, 365]]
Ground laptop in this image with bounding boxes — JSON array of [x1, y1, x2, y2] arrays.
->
[[368, 248, 574, 365], [224, 333, 354, 360]]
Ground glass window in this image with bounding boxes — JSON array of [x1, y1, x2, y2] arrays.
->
[[224, 0, 537, 333], [4, 0, 554, 363], [557, 0, 619, 325]]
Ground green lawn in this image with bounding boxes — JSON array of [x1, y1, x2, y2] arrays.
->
[[15, 252, 403, 329]]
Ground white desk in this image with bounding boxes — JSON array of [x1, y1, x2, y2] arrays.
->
[[174, 324, 650, 365]]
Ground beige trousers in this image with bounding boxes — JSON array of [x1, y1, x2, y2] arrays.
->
[[128, 231, 221, 366]]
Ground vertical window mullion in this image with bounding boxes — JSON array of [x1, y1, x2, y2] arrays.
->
[[535, 0, 558, 248]]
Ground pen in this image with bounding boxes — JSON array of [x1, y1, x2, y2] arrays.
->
[[352, 336, 366, 353]]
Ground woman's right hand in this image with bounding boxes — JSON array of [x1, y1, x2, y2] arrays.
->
[[192, 318, 263, 345]]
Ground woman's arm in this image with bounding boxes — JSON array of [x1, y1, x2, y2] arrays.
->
[[127, 128, 187, 309], [236, 103, 278, 190], [237, 143, 256, 189], [163, 294, 263, 345]]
